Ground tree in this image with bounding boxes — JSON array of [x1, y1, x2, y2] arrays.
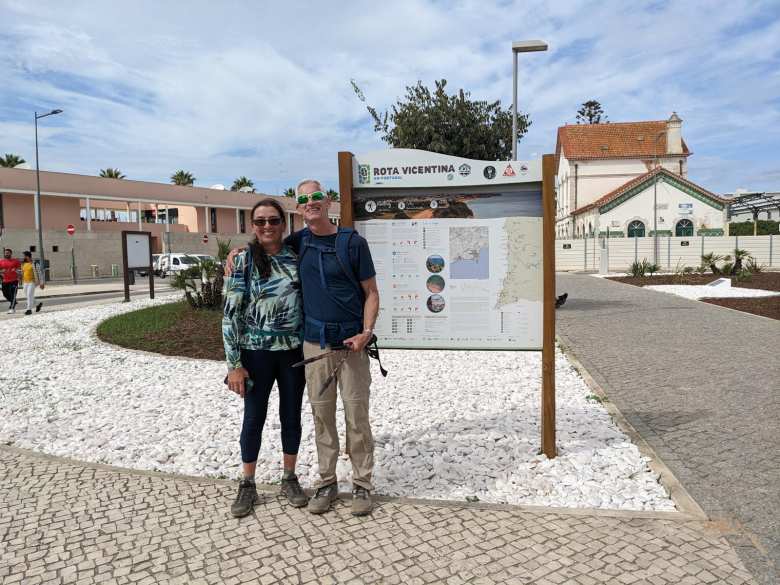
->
[[352, 79, 530, 160], [576, 100, 608, 124], [231, 176, 254, 191], [99, 168, 125, 179], [0, 153, 26, 168], [171, 170, 196, 186], [283, 187, 296, 198], [326, 189, 339, 202]]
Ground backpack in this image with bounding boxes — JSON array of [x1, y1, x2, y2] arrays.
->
[[298, 227, 387, 377]]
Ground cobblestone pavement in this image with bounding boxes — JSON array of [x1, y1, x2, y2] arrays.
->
[[556, 274, 779, 585], [1, 446, 757, 585]]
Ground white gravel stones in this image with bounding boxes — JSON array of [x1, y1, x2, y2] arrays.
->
[[0, 298, 675, 511], [645, 284, 780, 300]]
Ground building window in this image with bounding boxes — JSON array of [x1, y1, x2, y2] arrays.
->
[[210, 208, 217, 233], [239, 210, 246, 234], [628, 220, 646, 238], [675, 219, 694, 236]]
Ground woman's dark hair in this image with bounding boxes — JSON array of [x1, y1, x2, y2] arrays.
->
[[23, 251, 32, 258], [249, 198, 287, 279]]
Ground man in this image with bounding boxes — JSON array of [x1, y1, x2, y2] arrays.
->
[[227, 180, 380, 516], [289, 179, 380, 516], [0, 248, 21, 314]]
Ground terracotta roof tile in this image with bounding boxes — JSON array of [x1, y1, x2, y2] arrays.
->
[[572, 168, 726, 216], [556, 120, 690, 161]]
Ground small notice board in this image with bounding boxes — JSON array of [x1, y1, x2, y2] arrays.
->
[[121, 230, 155, 302]]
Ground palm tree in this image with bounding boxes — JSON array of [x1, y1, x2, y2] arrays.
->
[[99, 168, 126, 179], [171, 170, 196, 186], [0, 154, 26, 168], [326, 189, 339, 201], [284, 187, 296, 198], [231, 176, 254, 191]]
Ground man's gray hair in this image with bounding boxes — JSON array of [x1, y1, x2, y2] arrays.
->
[[296, 178, 323, 195]]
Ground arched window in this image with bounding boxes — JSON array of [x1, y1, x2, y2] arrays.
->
[[675, 219, 694, 236], [628, 220, 645, 238]]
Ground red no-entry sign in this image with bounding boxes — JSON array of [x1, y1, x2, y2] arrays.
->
[[202, 234, 209, 244], [66, 224, 76, 236]]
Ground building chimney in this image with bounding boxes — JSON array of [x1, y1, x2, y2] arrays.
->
[[666, 112, 683, 155]]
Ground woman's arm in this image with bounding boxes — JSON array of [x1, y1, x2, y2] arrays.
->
[[222, 251, 248, 370]]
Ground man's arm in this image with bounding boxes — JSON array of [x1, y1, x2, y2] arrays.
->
[[343, 276, 379, 353]]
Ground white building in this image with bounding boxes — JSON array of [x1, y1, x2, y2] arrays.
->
[[554, 113, 727, 238]]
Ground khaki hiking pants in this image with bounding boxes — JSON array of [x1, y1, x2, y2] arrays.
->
[[303, 341, 374, 491]]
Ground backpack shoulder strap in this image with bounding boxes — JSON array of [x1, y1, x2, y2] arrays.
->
[[297, 227, 312, 265], [335, 227, 362, 293]]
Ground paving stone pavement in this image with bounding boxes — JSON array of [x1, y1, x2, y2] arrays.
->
[[1, 446, 757, 585], [556, 273, 779, 585]]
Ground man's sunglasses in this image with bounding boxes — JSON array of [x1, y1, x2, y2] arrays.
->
[[297, 191, 326, 205], [252, 217, 282, 227]]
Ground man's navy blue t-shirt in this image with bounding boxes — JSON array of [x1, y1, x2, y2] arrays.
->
[[285, 229, 376, 344]]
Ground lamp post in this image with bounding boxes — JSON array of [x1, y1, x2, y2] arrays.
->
[[511, 40, 547, 161], [34, 108, 63, 283], [652, 131, 664, 265]]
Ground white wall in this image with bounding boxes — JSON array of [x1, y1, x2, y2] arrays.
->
[[554, 234, 777, 272]]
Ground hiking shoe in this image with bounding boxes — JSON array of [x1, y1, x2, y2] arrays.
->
[[230, 479, 258, 518], [351, 485, 373, 516], [280, 474, 308, 508], [35, 302, 42, 313], [24, 310, 31, 316], [307, 483, 338, 515]]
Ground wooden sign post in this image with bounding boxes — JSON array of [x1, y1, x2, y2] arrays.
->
[[338, 150, 557, 458]]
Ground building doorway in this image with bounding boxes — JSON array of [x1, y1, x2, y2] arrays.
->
[[628, 220, 646, 238], [675, 219, 693, 236]]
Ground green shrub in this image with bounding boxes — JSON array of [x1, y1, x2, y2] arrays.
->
[[728, 220, 780, 236], [628, 259, 648, 277]]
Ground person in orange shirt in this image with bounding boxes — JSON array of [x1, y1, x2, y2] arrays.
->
[[20, 251, 44, 315]]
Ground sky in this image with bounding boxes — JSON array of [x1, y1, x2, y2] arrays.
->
[[0, 0, 778, 195]]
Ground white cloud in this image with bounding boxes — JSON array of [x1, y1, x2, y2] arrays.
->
[[0, 0, 778, 193]]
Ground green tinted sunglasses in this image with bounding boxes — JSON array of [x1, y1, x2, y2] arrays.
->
[[297, 191, 326, 205]]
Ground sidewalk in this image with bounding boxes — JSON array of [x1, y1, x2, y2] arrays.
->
[[556, 273, 778, 585], [36, 279, 171, 299], [0, 446, 756, 585]]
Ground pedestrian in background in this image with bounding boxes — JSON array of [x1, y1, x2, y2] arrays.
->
[[20, 251, 43, 316], [0, 248, 21, 314]]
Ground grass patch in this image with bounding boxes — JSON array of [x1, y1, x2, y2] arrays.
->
[[96, 301, 225, 360]]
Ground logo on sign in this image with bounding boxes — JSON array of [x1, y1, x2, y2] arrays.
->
[[519, 163, 529, 175], [365, 201, 377, 213], [358, 164, 371, 185], [503, 164, 516, 177], [483, 165, 496, 179], [458, 163, 471, 177]]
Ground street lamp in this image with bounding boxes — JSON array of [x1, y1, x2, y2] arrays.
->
[[652, 131, 664, 265], [511, 40, 547, 160], [34, 108, 63, 283]]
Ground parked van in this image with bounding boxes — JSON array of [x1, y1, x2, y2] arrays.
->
[[158, 254, 202, 277]]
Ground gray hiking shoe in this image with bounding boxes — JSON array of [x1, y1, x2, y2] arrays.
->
[[231, 479, 258, 518], [280, 474, 308, 508], [307, 483, 338, 515], [351, 485, 373, 516]]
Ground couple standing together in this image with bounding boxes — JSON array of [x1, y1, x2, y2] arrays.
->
[[222, 179, 379, 518]]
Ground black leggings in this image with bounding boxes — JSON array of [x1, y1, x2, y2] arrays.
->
[[240, 347, 306, 463]]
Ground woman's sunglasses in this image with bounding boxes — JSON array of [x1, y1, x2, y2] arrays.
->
[[297, 191, 326, 205], [252, 217, 282, 227]]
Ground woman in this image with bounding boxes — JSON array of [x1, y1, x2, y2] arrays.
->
[[222, 198, 307, 517], [21, 251, 43, 315]]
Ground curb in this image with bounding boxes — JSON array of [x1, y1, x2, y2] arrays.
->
[[555, 335, 708, 521], [40, 286, 174, 300], [0, 443, 703, 522]]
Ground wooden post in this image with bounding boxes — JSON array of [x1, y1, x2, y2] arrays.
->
[[541, 154, 556, 458], [338, 152, 354, 228]]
